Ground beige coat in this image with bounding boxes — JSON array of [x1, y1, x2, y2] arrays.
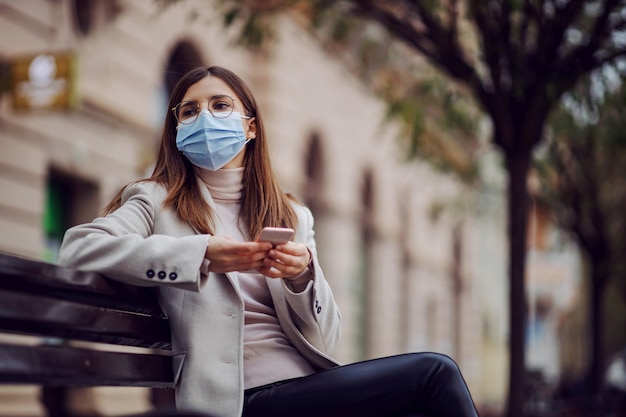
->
[[58, 178, 342, 417]]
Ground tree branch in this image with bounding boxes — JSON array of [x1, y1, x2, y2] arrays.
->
[[555, 0, 622, 81], [535, 0, 588, 69], [350, 0, 490, 106], [469, 1, 502, 91], [448, 0, 460, 46]]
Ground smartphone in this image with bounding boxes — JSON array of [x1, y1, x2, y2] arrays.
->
[[258, 227, 295, 246]]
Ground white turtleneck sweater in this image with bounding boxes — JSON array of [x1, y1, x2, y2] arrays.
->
[[196, 167, 316, 389]]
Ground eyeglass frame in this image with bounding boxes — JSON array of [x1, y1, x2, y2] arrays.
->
[[171, 95, 252, 124]]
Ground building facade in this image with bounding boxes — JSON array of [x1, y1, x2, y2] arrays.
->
[[0, 0, 573, 415]]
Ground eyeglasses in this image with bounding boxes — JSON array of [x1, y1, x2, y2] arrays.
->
[[172, 95, 240, 124]]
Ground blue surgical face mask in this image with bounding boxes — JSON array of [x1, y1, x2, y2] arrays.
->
[[175, 109, 252, 171]]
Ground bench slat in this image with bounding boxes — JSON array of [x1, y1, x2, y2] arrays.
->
[[0, 290, 171, 350], [0, 252, 164, 317], [0, 252, 176, 390], [0, 343, 173, 387]]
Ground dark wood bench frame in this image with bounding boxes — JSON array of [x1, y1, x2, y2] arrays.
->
[[0, 251, 174, 389]]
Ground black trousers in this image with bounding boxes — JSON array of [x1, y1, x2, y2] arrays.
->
[[243, 352, 479, 417]]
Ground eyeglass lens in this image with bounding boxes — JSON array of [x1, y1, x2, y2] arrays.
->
[[175, 96, 235, 123]]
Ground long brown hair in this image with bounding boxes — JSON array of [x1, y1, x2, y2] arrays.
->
[[104, 66, 297, 239]]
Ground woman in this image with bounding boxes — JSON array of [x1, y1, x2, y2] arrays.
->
[[59, 66, 479, 417]]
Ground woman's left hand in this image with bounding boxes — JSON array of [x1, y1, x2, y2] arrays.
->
[[257, 242, 311, 279]]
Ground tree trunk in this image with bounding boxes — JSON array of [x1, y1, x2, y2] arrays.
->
[[504, 151, 531, 417], [589, 263, 608, 394]]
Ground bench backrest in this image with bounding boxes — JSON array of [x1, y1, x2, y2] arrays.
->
[[0, 252, 173, 387]]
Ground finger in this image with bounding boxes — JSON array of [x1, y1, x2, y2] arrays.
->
[[212, 245, 270, 262], [274, 243, 310, 265], [273, 242, 303, 255], [230, 241, 273, 254], [260, 257, 286, 274], [208, 250, 270, 272], [244, 250, 272, 262], [238, 260, 267, 271], [213, 236, 270, 251], [235, 251, 271, 267], [261, 256, 305, 278], [267, 248, 309, 272], [257, 265, 285, 279], [266, 249, 293, 265]]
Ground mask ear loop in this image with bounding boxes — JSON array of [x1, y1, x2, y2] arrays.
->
[[241, 114, 256, 141]]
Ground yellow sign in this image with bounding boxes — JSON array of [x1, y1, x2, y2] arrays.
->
[[11, 52, 77, 111]]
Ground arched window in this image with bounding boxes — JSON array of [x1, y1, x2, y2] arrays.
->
[[72, 0, 97, 35], [398, 190, 413, 350], [164, 42, 205, 97], [451, 223, 463, 359], [358, 170, 374, 359], [155, 42, 205, 130], [72, 0, 121, 36], [303, 133, 324, 218]]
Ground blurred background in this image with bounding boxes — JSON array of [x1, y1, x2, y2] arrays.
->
[[0, 1, 624, 416]]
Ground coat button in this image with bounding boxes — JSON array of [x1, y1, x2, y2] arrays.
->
[[146, 270, 155, 278], [169, 272, 178, 280], [317, 306, 322, 314], [158, 271, 166, 279]]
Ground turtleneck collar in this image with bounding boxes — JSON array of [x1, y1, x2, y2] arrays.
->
[[196, 167, 244, 202]]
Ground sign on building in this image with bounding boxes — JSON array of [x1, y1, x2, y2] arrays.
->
[[11, 52, 77, 111]]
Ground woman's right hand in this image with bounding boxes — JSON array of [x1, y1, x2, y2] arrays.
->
[[205, 235, 272, 273]]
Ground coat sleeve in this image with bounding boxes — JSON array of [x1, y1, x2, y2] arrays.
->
[[58, 181, 210, 292], [280, 205, 342, 356]]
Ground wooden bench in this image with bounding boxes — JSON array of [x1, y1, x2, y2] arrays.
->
[[0, 251, 174, 412]]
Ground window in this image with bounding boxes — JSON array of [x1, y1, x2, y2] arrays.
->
[[73, 0, 98, 35], [358, 171, 374, 358], [164, 42, 205, 96], [43, 170, 98, 262], [72, 0, 122, 36]]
